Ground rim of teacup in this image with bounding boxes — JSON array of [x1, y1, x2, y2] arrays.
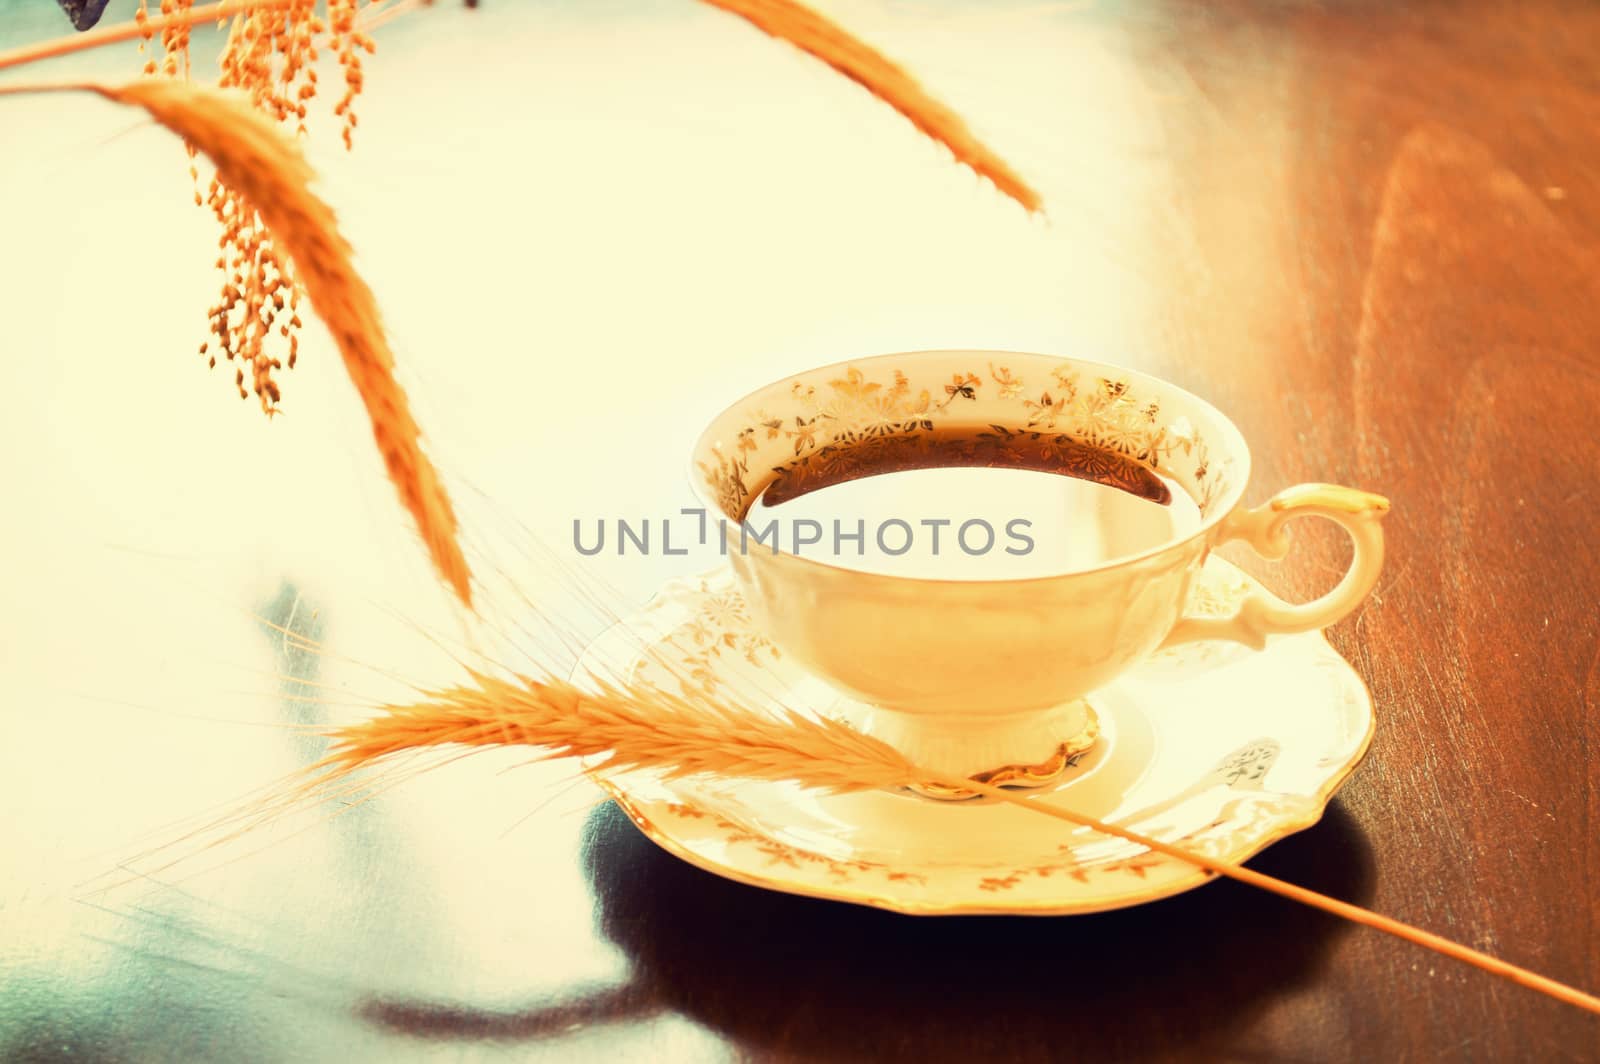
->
[[686, 349, 1254, 585]]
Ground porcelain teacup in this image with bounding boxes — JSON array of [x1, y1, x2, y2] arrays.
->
[[690, 350, 1388, 785]]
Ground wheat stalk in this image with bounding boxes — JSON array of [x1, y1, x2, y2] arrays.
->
[[107, 79, 473, 605], [698, 0, 1042, 213], [7, 5, 1585, 1022], [956, 780, 1600, 1016], [1, 79, 474, 606], [316, 671, 920, 792], [310, 673, 1600, 1018]]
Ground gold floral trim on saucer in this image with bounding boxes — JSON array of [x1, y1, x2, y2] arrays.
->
[[573, 557, 1377, 916]]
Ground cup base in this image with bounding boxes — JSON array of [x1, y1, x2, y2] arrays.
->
[[823, 697, 1102, 801], [908, 711, 1102, 801]]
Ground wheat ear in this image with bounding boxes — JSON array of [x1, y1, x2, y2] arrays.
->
[[698, 0, 1042, 213], [315, 672, 920, 793], [313, 675, 1600, 1018], [7, 79, 474, 606]]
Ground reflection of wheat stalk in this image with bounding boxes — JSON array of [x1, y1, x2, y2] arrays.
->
[[0, 79, 474, 605], [312, 673, 1600, 1017]]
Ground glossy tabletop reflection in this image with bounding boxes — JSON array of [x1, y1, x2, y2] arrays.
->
[[2, 1, 1598, 1059]]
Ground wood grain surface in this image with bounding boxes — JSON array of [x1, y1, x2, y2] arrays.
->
[[1, 1, 1597, 1060]]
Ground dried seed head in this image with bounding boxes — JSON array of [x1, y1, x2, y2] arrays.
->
[[93, 79, 474, 605], [138, 0, 378, 414]]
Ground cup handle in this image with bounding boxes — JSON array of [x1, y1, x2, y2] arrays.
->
[[1158, 483, 1390, 651]]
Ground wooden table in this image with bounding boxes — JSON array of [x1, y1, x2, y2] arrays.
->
[[1, 1, 1596, 1059]]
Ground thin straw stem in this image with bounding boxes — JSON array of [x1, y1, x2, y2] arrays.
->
[[299, 667, 1600, 1017], [940, 775, 1600, 1018], [0, 0, 291, 75]]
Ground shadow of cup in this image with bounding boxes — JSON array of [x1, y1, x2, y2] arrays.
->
[[579, 797, 1376, 1062]]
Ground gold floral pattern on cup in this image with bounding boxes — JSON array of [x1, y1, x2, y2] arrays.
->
[[697, 360, 1228, 522]]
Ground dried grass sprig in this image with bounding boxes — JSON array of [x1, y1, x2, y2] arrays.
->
[[312, 674, 1600, 1018], [698, 0, 1042, 213], [0, 79, 473, 606]]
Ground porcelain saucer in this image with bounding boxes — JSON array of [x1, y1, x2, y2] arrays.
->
[[572, 557, 1375, 916]]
